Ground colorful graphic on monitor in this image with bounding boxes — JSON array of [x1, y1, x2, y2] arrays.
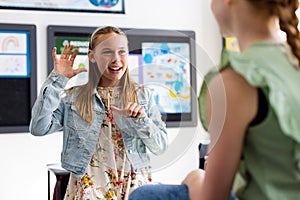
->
[[141, 42, 191, 114]]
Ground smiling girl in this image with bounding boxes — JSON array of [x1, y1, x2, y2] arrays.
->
[[30, 26, 168, 200]]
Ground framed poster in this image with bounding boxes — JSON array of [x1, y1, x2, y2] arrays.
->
[[0, 23, 37, 133], [0, 0, 125, 14]]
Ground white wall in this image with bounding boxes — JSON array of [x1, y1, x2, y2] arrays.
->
[[0, 1, 222, 199]]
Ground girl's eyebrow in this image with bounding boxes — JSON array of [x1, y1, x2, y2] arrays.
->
[[101, 48, 112, 51], [101, 47, 127, 51]]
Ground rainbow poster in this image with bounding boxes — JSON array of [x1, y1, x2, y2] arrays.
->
[[0, 32, 29, 77]]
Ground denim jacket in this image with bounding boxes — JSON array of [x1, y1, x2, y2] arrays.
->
[[30, 70, 168, 178]]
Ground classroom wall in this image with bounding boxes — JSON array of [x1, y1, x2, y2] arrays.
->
[[0, 1, 222, 199]]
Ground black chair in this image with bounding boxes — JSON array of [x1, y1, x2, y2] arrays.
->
[[47, 163, 70, 200], [198, 143, 208, 169]]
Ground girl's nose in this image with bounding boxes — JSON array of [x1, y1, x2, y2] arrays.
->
[[112, 52, 121, 61]]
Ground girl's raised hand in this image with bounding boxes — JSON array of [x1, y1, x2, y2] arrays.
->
[[52, 44, 87, 78]]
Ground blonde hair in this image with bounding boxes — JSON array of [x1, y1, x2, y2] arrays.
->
[[74, 26, 139, 124], [249, 0, 300, 69]]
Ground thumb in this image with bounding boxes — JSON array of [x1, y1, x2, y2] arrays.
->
[[73, 68, 87, 75]]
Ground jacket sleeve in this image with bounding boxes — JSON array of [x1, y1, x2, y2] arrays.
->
[[120, 87, 168, 155], [29, 70, 69, 136]]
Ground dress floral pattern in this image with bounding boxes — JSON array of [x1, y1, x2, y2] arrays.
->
[[64, 87, 151, 200]]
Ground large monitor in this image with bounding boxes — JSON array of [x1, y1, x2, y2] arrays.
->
[[0, 23, 37, 133], [47, 25, 197, 127]]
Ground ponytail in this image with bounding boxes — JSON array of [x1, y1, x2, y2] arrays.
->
[[273, 0, 300, 69]]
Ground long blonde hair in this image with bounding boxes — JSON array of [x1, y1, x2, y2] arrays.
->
[[74, 26, 139, 124], [249, 0, 300, 69]]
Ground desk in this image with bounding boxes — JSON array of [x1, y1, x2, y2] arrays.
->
[[47, 163, 70, 200]]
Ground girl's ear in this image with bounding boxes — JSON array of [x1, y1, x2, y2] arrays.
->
[[88, 50, 96, 63]]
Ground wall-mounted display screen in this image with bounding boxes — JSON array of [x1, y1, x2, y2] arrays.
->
[[0, 23, 37, 133], [128, 42, 191, 115], [47, 25, 197, 127]]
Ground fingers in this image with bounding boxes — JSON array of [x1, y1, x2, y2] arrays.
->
[[60, 44, 69, 59], [52, 47, 57, 61], [53, 45, 78, 65], [70, 48, 79, 62], [131, 103, 144, 117], [52, 47, 60, 71], [111, 103, 145, 118], [60, 44, 76, 60], [52, 44, 80, 78]]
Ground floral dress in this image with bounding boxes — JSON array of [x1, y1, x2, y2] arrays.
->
[[64, 87, 151, 200]]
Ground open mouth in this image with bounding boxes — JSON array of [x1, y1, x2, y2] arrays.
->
[[108, 66, 123, 72]]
